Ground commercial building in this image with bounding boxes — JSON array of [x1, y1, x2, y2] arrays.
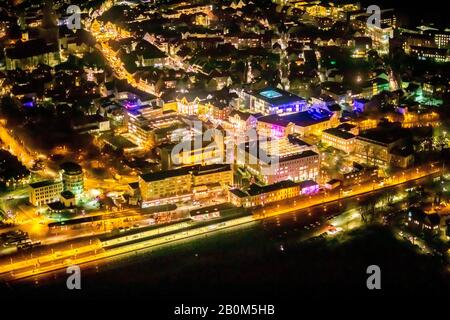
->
[[241, 87, 306, 115], [241, 139, 320, 185], [257, 108, 338, 138], [192, 164, 233, 188], [229, 180, 301, 208], [390, 145, 415, 168], [139, 164, 233, 205], [401, 27, 450, 63], [47, 190, 77, 213], [159, 138, 225, 170], [29, 180, 63, 207], [322, 128, 356, 154], [126, 105, 186, 148], [139, 167, 193, 203], [60, 162, 84, 196]]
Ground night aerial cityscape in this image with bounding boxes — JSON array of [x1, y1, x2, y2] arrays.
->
[[0, 0, 449, 313]]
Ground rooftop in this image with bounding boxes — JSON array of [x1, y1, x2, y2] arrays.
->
[[140, 164, 230, 182], [61, 190, 75, 199], [140, 166, 194, 182], [258, 109, 333, 128], [5, 39, 59, 59], [229, 188, 248, 198], [299, 180, 319, 189], [278, 150, 319, 163], [247, 180, 300, 196], [323, 128, 355, 140], [29, 180, 60, 189], [193, 164, 231, 176], [60, 162, 82, 174], [336, 123, 357, 131], [357, 128, 406, 145], [251, 87, 305, 106]]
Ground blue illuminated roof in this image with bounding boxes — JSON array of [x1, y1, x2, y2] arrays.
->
[[259, 90, 283, 99], [258, 109, 332, 127], [253, 87, 305, 107]]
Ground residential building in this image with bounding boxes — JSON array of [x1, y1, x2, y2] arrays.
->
[[405, 208, 441, 236], [228, 110, 259, 132], [336, 163, 378, 187], [360, 78, 390, 99]]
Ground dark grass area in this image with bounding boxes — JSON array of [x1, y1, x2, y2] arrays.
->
[[3, 224, 449, 302]]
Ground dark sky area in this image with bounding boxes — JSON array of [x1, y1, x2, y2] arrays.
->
[[360, 0, 448, 28]]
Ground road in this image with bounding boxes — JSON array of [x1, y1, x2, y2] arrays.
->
[[89, 25, 161, 97], [0, 166, 440, 281], [259, 178, 415, 239], [254, 162, 440, 219], [0, 119, 35, 168]]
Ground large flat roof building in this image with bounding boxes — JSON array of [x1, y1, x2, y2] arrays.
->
[[257, 108, 338, 138], [139, 164, 233, 205], [238, 138, 320, 185], [242, 87, 306, 115]]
